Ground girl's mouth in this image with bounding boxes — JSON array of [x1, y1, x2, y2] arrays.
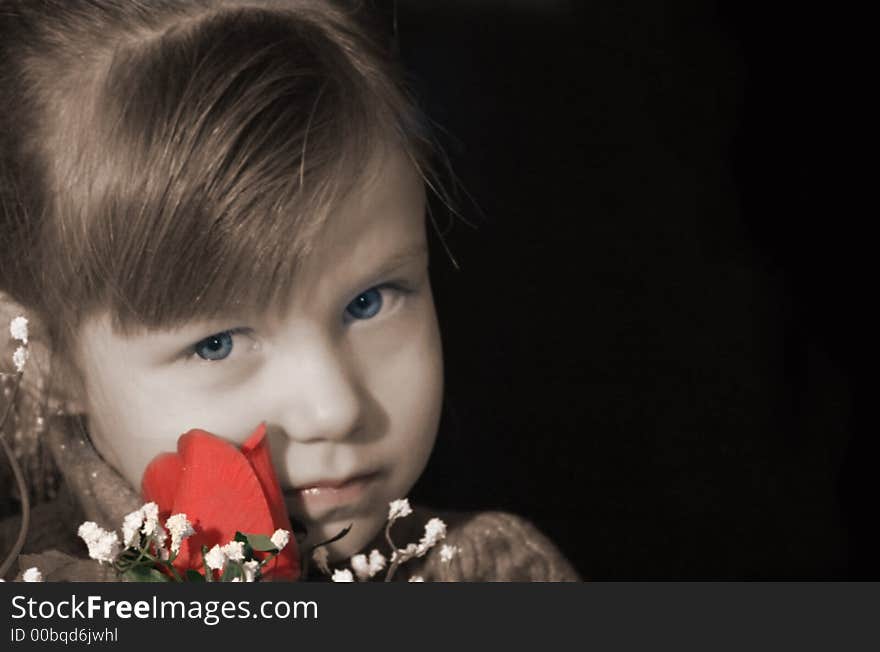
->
[[284, 471, 381, 521]]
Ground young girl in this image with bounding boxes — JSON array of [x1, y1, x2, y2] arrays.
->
[[0, 0, 578, 581]]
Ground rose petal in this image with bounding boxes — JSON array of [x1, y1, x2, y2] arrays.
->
[[141, 426, 300, 581], [141, 452, 184, 522], [167, 430, 276, 573]]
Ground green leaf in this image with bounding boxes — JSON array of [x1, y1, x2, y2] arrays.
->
[[234, 532, 255, 559], [185, 569, 205, 582], [243, 533, 277, 552], [123, 566, 171, 583], [220, 562, 243, 583], [147, 568, 172, 582]]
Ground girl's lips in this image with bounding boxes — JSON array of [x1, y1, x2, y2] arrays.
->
[[284, 472, 380, 520]]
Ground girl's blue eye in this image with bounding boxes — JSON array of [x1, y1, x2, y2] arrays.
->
[[345, 288, 383, 320], [194, 331, 234, 361]]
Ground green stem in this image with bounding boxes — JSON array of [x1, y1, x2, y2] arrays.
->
[[202, 545, 213, 582], [132, 542, 152, 565], [383, 518, 403, 582], [162, 560, 184, 582], [384, 518, 397, 553], [385, 552, 408, 582]]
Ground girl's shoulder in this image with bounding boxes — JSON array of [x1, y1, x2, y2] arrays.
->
[[396, 505, 582, 582], [1, 494, 115, 582]]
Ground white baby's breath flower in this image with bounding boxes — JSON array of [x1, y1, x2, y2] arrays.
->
[[204, 544, 227, 571], [10, 316, 28, 344], [350, 554, 371, 581], [416, 518, 447, 557], [439, 544, 460, 563], [423, 517, 447, 543], [408, 575, 425, 582], [22, 567, 43, 582], [391, 543, 419, 564], [12, 346, 28, 373], [121, 503, 163, 549], [388, 498, 412, 521], [270, 529, 290, 551], [140, 502, 160, 537], [77, 521, 101, 542], [151, 524, 167, 551], [221, 541, 245, 563], [242, 560, 260, 582], [230, 577, 242, 582], [121, 508, 146, 548], [350, 549, 387, 581], [368, 549, 386, 575], [165, 514, 195, 554], [312, 547, 330, 575], [89, 533, 120, 564], [331, 568, 355, 582], [77, 521, 121, 564]]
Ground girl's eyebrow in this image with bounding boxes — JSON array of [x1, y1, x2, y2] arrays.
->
[[367, 242, 428, 279]]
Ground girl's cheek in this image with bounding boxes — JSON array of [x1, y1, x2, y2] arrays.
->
[[375, 307, 443, 422]]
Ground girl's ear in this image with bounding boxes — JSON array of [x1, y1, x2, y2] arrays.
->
[[55, 373, 87, 415], [55, 361, 87, 415], [43, 348, 88, 416]]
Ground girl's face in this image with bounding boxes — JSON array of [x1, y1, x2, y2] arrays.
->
[[70, 147, 444, 559]]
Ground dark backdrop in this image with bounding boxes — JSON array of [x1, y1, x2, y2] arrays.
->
[[387, 0, 871, 579]]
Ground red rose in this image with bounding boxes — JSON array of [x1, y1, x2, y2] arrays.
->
[[141, 423, 300, 581]]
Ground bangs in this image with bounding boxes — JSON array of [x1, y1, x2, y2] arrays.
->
[[52, 6, 427, 336]]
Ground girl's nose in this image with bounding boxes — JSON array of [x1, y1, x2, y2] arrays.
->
[[266, 330, 363, 444]]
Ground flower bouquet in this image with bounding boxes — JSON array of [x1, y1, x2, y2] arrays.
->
[[72, 421, 457, 582]]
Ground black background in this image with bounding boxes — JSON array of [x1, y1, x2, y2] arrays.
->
[[388, 1, 872, 579], [0, 1, 868, 581]]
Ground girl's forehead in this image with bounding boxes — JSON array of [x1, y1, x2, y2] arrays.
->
[[293, 145, 422, 255], [286, 147, 427, 290]]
